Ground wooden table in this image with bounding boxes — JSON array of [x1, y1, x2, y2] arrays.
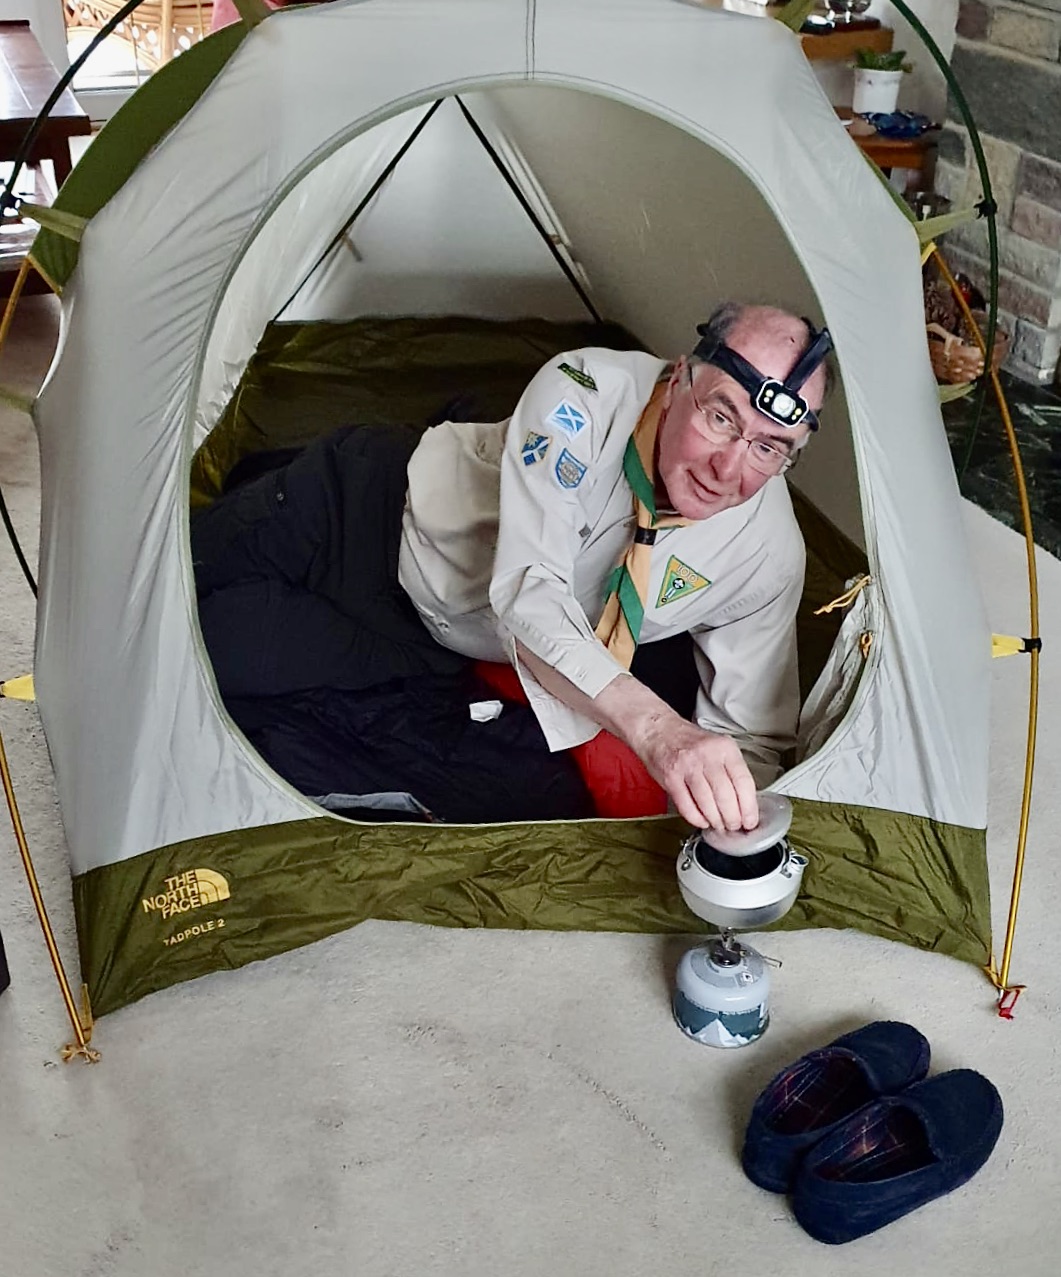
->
[[0, 19, 90, 190], [0, 20, 90, 294], [837, 107, 938, 193]]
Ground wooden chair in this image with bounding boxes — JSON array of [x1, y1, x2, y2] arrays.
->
[[63, 0, 213, 71]]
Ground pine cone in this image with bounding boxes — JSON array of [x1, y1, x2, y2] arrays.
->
[[923, 280, 960, 333]]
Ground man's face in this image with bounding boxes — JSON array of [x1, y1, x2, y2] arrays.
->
[[657, 324, 823, 521]]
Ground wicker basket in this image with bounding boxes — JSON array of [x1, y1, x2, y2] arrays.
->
[[926, 316, 1010, 384]]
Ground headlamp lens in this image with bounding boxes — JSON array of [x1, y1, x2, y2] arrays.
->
[[769, 391, 797, 421], [755, 382, 806, 427]]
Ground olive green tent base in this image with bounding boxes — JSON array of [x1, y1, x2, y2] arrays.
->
[[83, 314, 987, 1026], [74, 799, 990, 1018]]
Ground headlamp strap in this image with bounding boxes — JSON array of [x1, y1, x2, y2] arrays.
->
[[786, 322, 834, 393], [693, 320, 833, 432]]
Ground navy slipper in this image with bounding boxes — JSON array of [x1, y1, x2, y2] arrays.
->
[[741, 1021, 930, 1193], [791, 1069, 1003, 1244]]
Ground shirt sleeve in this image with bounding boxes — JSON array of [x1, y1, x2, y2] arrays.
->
[[489, 354, 631, 747], [688, 545, 805, 786]]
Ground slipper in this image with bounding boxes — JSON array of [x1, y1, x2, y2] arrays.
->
[[791, 1069, 1003, 1244], [741, 1021, 930, 1193]]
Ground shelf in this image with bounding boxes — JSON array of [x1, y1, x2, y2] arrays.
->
[[801, 25, 893, 62], [835, 109, 938, 192]]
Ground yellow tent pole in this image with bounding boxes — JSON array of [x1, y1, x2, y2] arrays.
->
[[932, 246, 1039, 1012], [0, 717, 99, 1061], [0, 258, 32, 356], [2, 255, 94, 1057], [1, 253, 59, 362]]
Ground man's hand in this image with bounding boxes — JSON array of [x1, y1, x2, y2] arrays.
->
[[513, 643, 760, 832], [630, 714, 759, 832]]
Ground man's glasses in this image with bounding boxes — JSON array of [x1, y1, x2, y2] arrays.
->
[[685, 365, 798, 477]]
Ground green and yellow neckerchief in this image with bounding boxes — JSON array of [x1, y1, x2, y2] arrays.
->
[[594, 381, 691, 667]]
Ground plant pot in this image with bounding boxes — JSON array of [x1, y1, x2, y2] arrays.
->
[[852, 67, 904, 115]]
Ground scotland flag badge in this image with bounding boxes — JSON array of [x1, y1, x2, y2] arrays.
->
[[547, 400, 588, 436], [521, 431, 550, 466]]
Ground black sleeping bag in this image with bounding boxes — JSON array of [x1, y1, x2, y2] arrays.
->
[[190, 424, 593, 822], [226, 672, 594, 824]]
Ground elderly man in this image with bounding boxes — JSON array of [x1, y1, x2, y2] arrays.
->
[[192, 303, 831, 828], [401, 303, 831, 831]]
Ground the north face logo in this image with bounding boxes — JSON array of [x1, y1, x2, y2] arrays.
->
[[142, 868, 230, 920]]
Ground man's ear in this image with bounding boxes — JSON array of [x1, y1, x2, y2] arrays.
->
[[661, 358, 684, 411]]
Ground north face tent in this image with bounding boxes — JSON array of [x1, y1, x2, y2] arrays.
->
[[11, 0, 995, 1019]]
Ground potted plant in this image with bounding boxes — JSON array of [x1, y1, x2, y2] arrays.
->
[[852, 48, 912, 115]]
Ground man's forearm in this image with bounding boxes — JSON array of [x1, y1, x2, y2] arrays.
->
[[513, 642, 679, 754], [513, 641, 759, 831]]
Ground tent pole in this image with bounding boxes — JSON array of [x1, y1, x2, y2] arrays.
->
[[0, 2, 158, 604], [0, 260, 40, 598], [881, 0, 1000, 483], [0, 719, 100, 1061], [271, 99, 446, 321], [1, 266, 93, 1057], [932, 245, 1039, 1015], [453, 96, 603, 325], [0, 0, 148, 221]]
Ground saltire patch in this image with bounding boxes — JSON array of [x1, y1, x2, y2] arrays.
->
[[657, 556, 711, 607], [521, 431, 550, 466], [559, 362, 598, 392], [555, 448, 588, 489], [547, 400, 588, 436]]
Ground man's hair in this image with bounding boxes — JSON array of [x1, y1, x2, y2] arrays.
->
[[691, 301, 745, 352], [690, 302, 836, 403]]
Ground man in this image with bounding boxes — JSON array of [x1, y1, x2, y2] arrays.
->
[[192, 303, 830, 829], [400, 303, 831, 832]]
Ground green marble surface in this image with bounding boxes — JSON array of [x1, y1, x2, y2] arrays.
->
[[942, 373, 1061, 559]]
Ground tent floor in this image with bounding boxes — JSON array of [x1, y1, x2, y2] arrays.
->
[[2, 296, 1057, 1276]]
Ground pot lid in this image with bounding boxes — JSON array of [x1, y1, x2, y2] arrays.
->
[[698, 792, 793, 857]]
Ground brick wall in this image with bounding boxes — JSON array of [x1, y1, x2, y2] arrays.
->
[[933, 1, 1061, 382]]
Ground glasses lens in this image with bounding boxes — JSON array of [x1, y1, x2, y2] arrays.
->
[[687, 369, 734, 442], [746, 442, 791, 477], [687, 367, 793, 475]]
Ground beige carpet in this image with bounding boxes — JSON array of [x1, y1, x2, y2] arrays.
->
[[1, 295, 1059, 1276]]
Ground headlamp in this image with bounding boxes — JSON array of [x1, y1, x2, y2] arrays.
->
[[693, 320, 833, 431]]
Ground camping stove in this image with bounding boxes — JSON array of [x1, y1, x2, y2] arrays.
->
[[672, 793, 807, 1049]]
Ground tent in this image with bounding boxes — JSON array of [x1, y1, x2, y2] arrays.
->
[[15, 0, 993, 1019]]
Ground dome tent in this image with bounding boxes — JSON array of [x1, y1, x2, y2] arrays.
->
[[21, 0, 991, 1018]]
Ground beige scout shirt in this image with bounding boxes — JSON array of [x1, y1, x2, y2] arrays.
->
[[398, 348, 805, 781]]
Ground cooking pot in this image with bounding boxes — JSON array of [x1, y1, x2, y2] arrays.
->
[[676, 792, 808, 931]]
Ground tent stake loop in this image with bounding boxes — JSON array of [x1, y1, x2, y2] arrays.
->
[[996, 985, 1025, 1020]]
